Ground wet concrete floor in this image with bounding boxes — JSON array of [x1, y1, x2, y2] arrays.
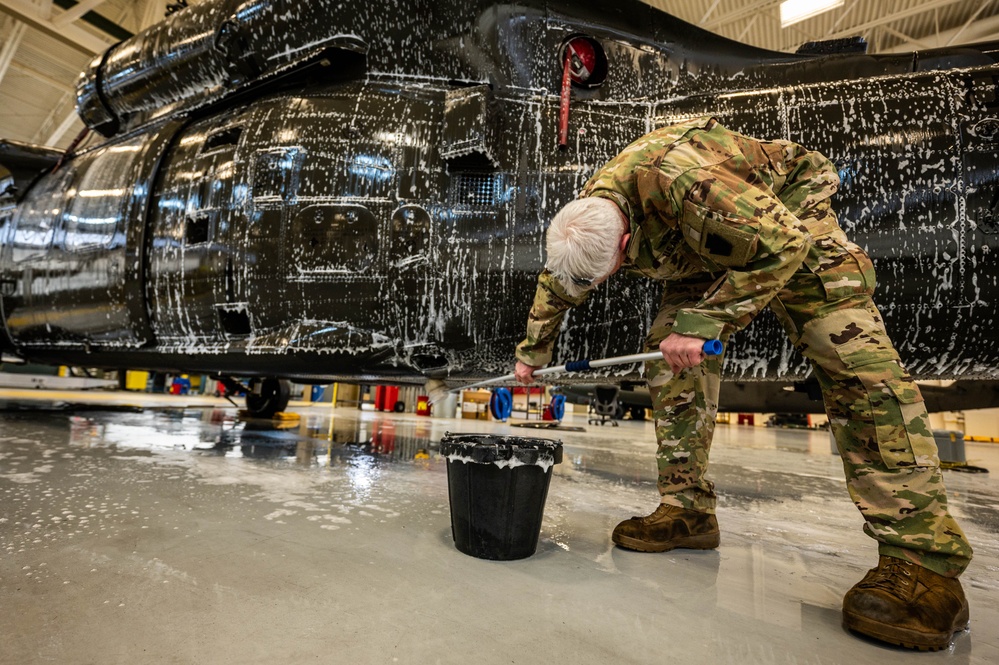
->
[[1, 392, 997, 664]]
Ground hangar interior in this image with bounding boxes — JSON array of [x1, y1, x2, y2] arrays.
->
[[2, 0, 999, 663]]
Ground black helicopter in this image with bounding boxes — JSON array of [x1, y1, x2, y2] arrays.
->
[[1, 0, 998, 417]]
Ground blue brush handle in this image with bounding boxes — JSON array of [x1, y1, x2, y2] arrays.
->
[[702, 339, 723, 356]]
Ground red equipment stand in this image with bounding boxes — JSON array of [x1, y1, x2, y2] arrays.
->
[[374, 385, 400, 412]]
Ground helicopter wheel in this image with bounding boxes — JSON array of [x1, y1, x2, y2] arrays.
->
[[245, 377, 291, 419]]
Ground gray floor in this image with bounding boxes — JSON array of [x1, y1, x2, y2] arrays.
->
[[1, 395, 997, 664]]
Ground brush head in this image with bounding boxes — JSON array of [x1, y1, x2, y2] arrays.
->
[[425, 379, 452, 405]]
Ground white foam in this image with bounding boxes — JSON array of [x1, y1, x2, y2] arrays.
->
[[445, 453, 554, 472]]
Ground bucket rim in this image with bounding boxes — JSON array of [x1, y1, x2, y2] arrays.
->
[[439, 432, 563, 465]]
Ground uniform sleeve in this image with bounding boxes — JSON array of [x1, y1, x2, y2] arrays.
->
[[769, 141, 841, 215], [515, 269, 589, 367], [668, 160, 812, 340]]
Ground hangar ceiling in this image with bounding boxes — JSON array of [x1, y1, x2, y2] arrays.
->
[[0, 0, 998, 150]]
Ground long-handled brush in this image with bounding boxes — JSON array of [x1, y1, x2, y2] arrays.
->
[[426, 339, 723, 403]]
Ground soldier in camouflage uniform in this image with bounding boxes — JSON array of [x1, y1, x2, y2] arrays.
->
[[514, 117, 973, 650]]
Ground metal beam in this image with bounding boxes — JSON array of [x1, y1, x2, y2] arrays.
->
[[37, 0, 53, 20], [0, 0, 108, 54], [699, 0, 723, 26], [139, 0, 167, 29], [781, 8, 821, 44], [881, 24, 930, 50], [9, 61, 75, 92], [31, 90, 72, 143], [0, 20, 26, 85], [736, 14, 760, 43], [821, 0, 970, 41], [704, 1, 781, 31], [883, 12, 999, 52], [46, 108, 81, 146], [830, 1, 859, 30], [945, 0, 993, 46], [52, 0, 106, 26], [116, 0, 136, 33], [52, 0, 132, 41], [735, 14, 759, 42]]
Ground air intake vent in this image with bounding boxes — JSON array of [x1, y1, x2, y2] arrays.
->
[[452, 172, 498, 208]]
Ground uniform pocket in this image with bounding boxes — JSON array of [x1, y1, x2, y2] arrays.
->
[[819, 320, 933, 469], [681, 199, 759, 267], [802, 234, 876, 302], [840, 354, 936, 469], [836, 328, 916, 469], [882, 378, 939, 467], [834, 330, 898, 370]]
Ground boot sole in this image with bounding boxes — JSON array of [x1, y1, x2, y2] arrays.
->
[[843, 610, 970, 651], [612, 531, 720, 553]]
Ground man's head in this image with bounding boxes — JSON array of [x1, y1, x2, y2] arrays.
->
[[546, 197, 630, 297]]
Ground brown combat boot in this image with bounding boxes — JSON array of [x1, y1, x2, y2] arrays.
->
[[843, 555, 970, 651], [612, 503, 720, 552]]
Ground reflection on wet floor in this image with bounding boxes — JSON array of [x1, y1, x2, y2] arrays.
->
[[63, 407, 441, 464], [2, 396, 998, 663]]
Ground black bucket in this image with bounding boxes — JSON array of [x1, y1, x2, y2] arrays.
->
[[440, 433, 563, 560]]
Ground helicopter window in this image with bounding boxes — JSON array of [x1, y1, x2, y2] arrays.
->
[[0, 206, 11, 241], [390, 205, 431, 261], [184, 214, 211, 245], [252, 147, 303, 206], [64, 135, 149, 252], [0, 170, 14, 202], [202, 126, 243, 153], [12, 167, 73, 262], [64, 208, 121, 252], [291, 204, 378, 273]]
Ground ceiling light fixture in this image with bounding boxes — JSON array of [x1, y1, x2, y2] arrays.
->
[[780, 0, 845, 28]]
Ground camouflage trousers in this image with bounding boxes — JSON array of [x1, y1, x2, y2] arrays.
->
[[644, 215, 973, 577]]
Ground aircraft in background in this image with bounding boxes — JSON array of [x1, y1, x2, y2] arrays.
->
[[1, 0, 998, 417]]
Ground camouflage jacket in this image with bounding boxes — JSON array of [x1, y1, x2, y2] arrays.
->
[[516, 117, 841, 367]]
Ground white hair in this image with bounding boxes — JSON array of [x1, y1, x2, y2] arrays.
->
[[546, 197, 624, 298]]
